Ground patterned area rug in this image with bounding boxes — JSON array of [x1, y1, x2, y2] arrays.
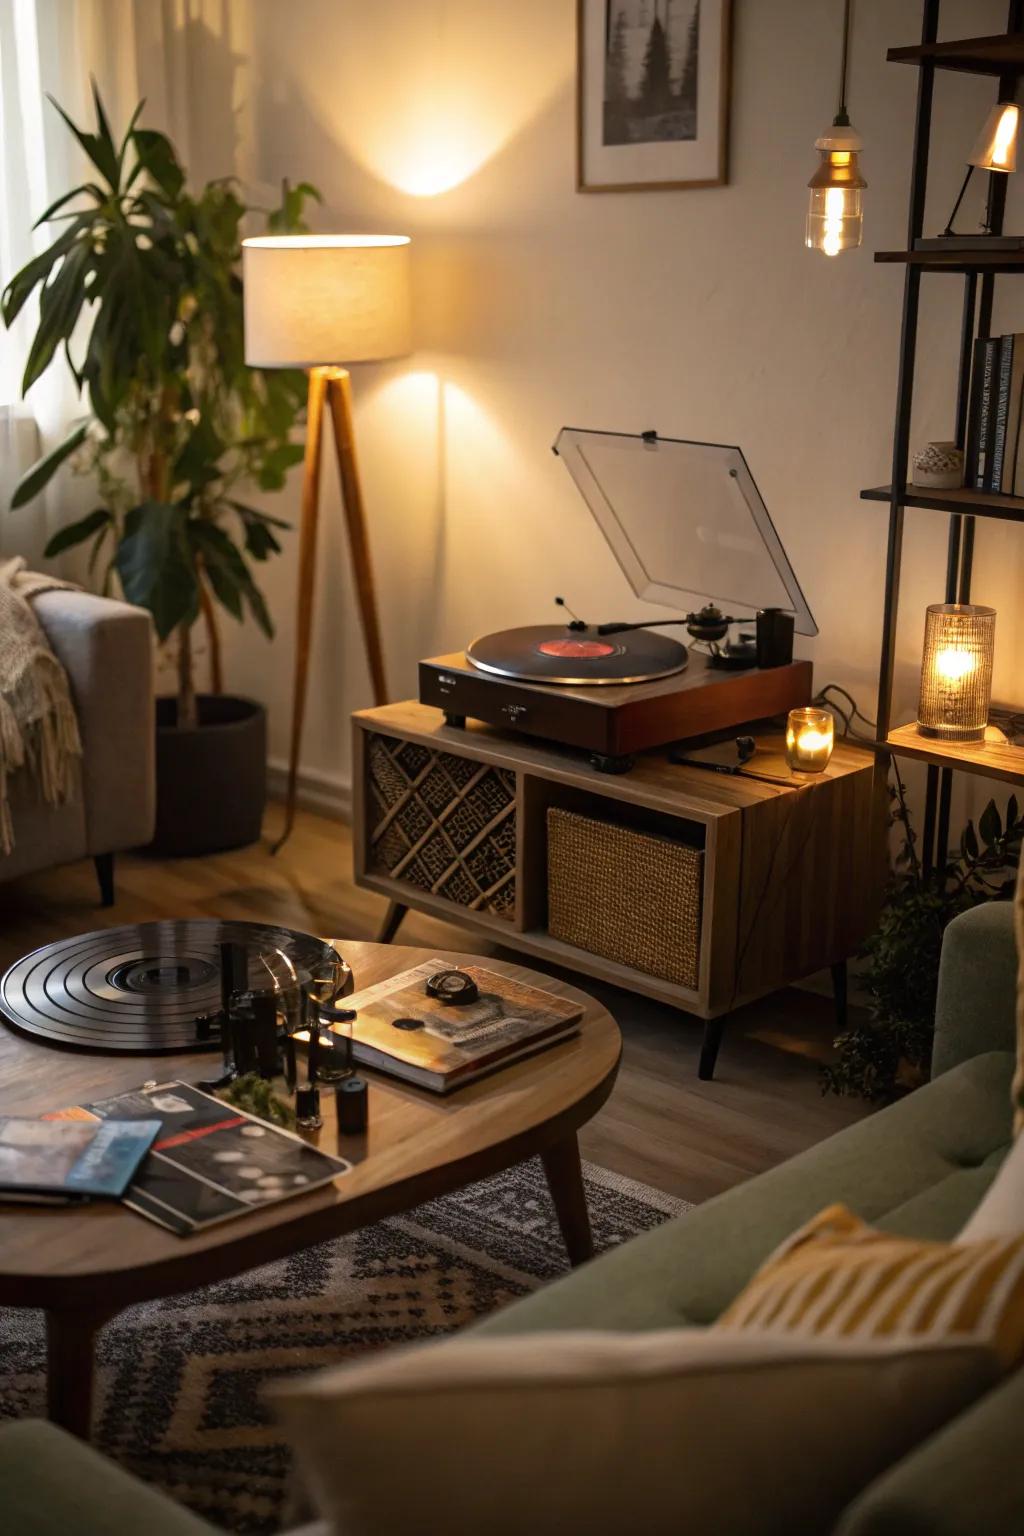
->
[[0, 1159, 688, 1533]]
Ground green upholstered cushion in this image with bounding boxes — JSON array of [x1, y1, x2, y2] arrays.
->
[[0, 1420, 216, 1536], [932, 901, 1018, 1079], [478, 1051, 1015, 1338], [834, 1366, 1024, 1536]]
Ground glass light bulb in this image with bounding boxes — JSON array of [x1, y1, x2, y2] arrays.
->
[[806, 146, 865, 256], [993, 104, 1019, 168], [935, 646, 977, 683]]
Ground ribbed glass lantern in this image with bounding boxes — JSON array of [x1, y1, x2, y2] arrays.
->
[[916, 604, 996, 742]]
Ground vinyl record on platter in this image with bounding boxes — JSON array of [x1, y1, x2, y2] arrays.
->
[[0, 920, 350, 1054], [466, 625, 689, 685]]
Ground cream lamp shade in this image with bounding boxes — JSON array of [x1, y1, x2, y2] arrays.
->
[[242, 235, 412, 368]]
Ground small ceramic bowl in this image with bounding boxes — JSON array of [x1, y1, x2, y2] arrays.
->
[[912, 440, 964, 490]]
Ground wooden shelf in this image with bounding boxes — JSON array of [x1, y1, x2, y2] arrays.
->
[[885, 723, 1024, 787], [876, 248, 1024, 273], [887, 33, 1024, 77], [861, 483, 1024, 523]]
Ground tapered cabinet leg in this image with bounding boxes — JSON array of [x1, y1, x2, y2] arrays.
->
[[377, 901, 408, 945], [327, 372, 389, 708], [541, 1134, 594, 1267], [698, 1018, 725, 1081], [93, 853, 115, 908], [46, 1308, 108, 1439], [273, 368, 329, 856], [831, 959, 849, 1032]]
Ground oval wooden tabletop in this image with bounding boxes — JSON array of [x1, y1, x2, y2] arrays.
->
[[0, 942, 621, 1311]]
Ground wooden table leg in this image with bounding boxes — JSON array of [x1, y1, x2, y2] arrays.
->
[[46, 1307, 108, 1440], [377, 901, 408, 944], [541, 1133, 594, 1268]]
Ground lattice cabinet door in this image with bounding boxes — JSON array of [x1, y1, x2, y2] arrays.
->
[[363, 732, 517, 920]]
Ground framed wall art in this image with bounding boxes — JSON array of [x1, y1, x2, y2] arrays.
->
[[577, 0, 732, 192]]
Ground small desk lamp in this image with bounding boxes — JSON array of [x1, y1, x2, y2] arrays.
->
[[242, 234, 412, 851]]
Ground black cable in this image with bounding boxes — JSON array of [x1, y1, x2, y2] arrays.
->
[[837, 0, 853, 122]]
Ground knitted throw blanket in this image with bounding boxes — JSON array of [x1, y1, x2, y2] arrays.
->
[[0, 557, 82, 854]]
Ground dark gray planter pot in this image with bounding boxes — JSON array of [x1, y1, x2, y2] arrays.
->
[[150, 695, 267, 856]]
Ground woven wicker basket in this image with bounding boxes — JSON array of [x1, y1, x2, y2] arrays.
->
[[547, 807, 703, 990]]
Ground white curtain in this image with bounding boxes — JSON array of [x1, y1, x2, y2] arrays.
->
[[0, 0, 187, 557]]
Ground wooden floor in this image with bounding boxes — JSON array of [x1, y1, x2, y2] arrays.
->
[[0, 803, 871, 1205]]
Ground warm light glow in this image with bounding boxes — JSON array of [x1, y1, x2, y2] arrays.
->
[[243, 235, 410, 250], [786, 709, 835, 773], [970, 102, 1020, 172], [806, 134, 866, 256], [934, 646, 977, 684], [993, 104, 1019, 167], [917, 603, 996, 743]]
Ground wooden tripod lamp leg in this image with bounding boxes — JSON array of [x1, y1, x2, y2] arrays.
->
[[273, 367, 329, 855], [327, 369, 389, 708]]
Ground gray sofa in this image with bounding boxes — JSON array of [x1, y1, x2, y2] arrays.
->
[[0, 901, 1019, 1533], [2, 590, 154, 902]]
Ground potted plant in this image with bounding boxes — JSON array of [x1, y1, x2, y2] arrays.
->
[[822, 768, 1023, 1101], [2, 86, 319, 854]]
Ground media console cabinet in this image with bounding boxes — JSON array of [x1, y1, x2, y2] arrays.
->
[[352, 702, 885, 1079]]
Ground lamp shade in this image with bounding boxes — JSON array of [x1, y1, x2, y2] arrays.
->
[[969, 102, 1019, 172], [916, 603, 996, 743], [242, 235, 412, 368]]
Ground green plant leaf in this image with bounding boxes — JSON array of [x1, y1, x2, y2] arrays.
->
[[43, 507, 110, 557], [228, 500, 290, 560], [132, 128, 185, 199], [256, 441, 305, 491], [1, 220, 83, 326], [21, 238, 94, 393], [47, 93, 118, 188], [190, 520, 273, 637], [33, 183, 106, 228], [962, 821, 979, 861], [978, 801, 1002, 849], [115, 502, 199, 639], [10, 422, 89, 509], [1007, 794, 1019, 830]]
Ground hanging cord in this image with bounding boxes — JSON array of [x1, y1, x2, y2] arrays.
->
[[836, 0, 853, 125]]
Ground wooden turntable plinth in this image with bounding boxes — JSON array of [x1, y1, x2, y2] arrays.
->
[[419, 651, 813, 769]]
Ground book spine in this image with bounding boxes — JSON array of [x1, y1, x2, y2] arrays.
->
[[964, 337, 987, 490], [976, 339, 997, 489], [990, 336, 1013, 492]]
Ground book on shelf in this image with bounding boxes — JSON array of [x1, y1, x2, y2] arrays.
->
[[964, 332, 1024, 495], [332, 960, 583, 1093], [0, 1115, 159, 1205]]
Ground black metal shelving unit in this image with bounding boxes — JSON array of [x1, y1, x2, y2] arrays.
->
[[873, 0, 1024, 873]]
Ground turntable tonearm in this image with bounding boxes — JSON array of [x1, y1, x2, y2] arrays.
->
[[419, 428, 817, 772]]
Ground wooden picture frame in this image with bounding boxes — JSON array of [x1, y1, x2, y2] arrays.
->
[[577, 0, 732, 193]]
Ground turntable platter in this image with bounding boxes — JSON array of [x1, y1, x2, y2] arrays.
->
[[466, 626, 689, 686]]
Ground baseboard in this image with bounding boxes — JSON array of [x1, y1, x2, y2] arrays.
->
[[266, 760, 352, 822]]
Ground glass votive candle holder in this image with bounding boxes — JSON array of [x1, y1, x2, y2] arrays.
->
[[785, 707, 834, 773]]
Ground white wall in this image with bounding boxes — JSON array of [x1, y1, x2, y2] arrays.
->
[[158, 0, 1023, 820]]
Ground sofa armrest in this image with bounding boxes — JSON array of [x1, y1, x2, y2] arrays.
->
[[0, 1420, 215, 1536], [834, 1367, 1024, 1536], [32, 590, 155, 855], [931, 902, 1018, 1079]]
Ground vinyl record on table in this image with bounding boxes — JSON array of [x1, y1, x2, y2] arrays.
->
[[0, 920, 350, 1054], [466, 625, 689, 685]]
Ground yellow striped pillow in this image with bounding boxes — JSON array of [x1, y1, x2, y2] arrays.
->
[[716, 1205, 1024, 1370]]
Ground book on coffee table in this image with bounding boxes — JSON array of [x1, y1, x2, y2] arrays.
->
[[334, 960, 582, 1093], [0, 1115, 159, 1204]]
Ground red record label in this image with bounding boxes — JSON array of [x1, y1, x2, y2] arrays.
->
[[537, 639, 616, 659]]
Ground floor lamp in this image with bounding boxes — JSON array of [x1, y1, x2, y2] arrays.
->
[[242, 234, 412, 851]]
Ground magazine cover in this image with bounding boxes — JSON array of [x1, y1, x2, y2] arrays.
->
[[0, 1116, 159, 1201], [68, 1081, 352, 1236]]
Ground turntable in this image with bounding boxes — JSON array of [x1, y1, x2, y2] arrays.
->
[[420, 428, 816, 771]]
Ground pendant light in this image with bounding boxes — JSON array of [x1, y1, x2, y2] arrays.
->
[[806, 0, 866, 257]]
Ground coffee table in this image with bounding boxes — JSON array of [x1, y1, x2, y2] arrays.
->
[[0, 941, 621, 1439]]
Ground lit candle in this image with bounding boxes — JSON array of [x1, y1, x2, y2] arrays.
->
[[917, 604, 996, 742], [786, 708, 834, 773]]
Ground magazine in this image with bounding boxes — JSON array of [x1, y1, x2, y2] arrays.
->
[[53, 1081, 352, 1236], [332, 960, 582, 1092], [0, 1115, 159, 1204]]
